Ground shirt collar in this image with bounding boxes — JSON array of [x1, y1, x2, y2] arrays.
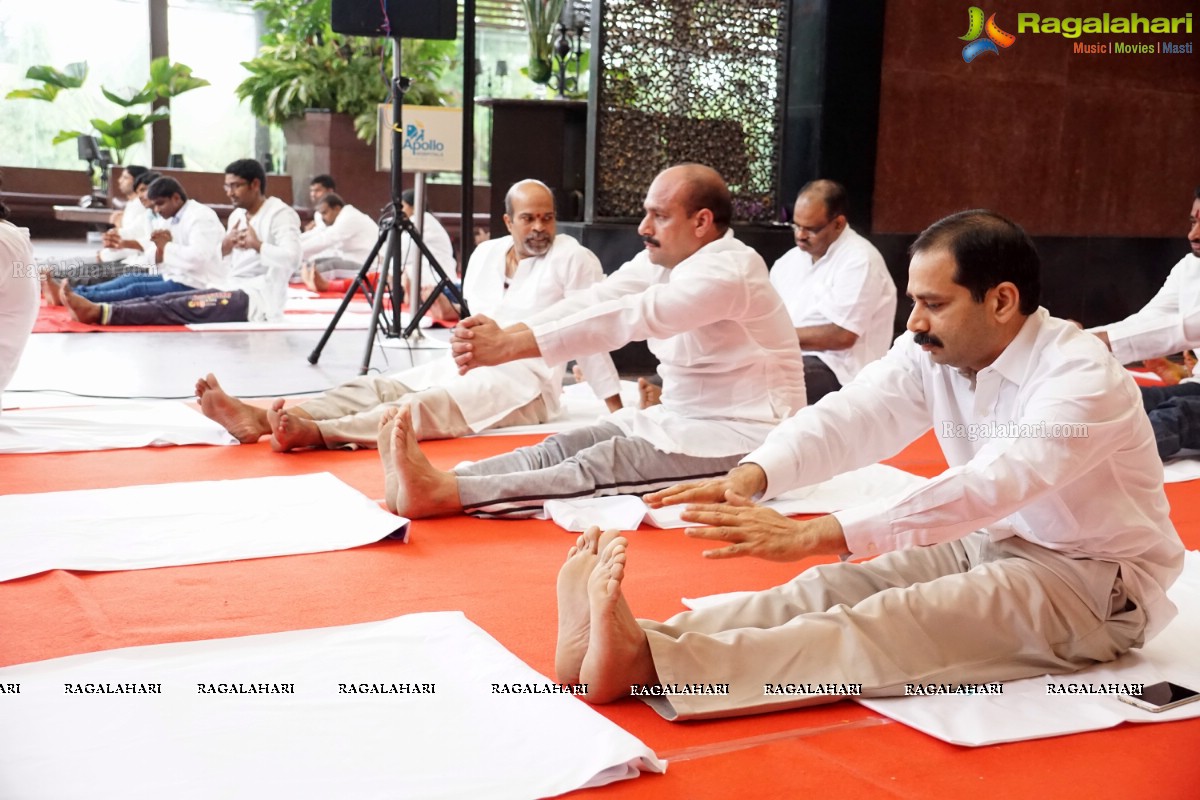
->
[[811, 224, 853, 267]]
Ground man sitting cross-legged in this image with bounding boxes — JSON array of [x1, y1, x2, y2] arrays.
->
[[551, 209, 1183, 719], [195, 179, 621, 453], [381, 163, 806, 519]]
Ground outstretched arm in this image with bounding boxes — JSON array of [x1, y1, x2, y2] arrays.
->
[[681, 493, 848, 560], [451, 315, 540, 374]]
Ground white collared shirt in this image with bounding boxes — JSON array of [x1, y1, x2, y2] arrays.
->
[[770, 226, 898, 385], [396, 234, 620, 431], [530, 233, 807, 457], [299, 204, 379, 264], [156, 199, 226, 289], [1090, 253, 1200, 368], [746, 309, 1184, 638]]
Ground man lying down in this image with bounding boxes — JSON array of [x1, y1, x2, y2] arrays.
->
[[554, 209, 1184, 720]]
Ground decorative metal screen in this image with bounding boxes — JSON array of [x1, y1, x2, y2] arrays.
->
[[590, 0, 787, 222]]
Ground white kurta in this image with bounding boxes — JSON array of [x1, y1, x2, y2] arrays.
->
[[299, 204, 379, 265], [748, 309, 1184, 638], [400, 212, 456, 288], [156, 199, 226, 289], [398, 234, 620, 432], [770, 226, 898, 385], [0, 220, 39, 406], [222, 197, 302, 322], [1089, 253, 1200, 372], [99, 203, 156, 266], [530, 233, 807, 457]]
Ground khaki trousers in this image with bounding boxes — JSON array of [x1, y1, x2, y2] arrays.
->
[[296, 375, 548, 447], [641, 533, 1147, 720]]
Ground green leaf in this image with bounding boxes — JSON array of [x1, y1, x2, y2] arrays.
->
[[25, 62, 88, 89], [52, 130, 86, 145], [6, 86, 61, 102], [101, 85, 158, 107], [148, 57, 211, 98]]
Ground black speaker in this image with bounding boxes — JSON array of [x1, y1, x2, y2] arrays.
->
[[331, 0, 457, 40]]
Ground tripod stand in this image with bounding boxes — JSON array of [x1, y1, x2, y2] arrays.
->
[[308, 40, 467, 374]]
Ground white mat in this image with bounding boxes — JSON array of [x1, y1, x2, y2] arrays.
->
[[543, 463, 928, 532], [0, 611, 665, 799], [1162, 454, 1200, 484], [0, 401, 237, 453], [185, 312, 375, 331], [0, 472, 408, 582]]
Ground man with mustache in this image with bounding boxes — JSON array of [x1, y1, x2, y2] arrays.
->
[[550, 210, 1181, 719], [1088, 187, 1200, 459], [195, 179, 621, 451], [383, 163, 806, 519]]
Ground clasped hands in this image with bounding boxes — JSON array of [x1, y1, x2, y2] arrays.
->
[[644, 464, 848, 561], [450, 314, 535, 375]]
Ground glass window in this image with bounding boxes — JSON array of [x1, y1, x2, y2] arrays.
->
[[0, 0, 152, 168]]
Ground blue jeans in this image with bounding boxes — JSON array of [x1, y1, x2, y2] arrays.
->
[[74, 273, 195, 303]]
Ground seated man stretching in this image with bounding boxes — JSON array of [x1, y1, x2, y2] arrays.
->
[[386, 163, 806, 519], [195, 179, 621, 453], [298, 192, 379, 291], [1088, 186, 1200, 459], [551, 209, 1184, 717], [62, 159, 300, 326]]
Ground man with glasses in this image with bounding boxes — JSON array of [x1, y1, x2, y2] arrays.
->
[[772, 180, 897, 403]]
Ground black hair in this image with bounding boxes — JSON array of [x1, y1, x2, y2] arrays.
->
[[134, 170, 161, 190], [910, 209, 1041, 315], [225, 158, 267, 192], [146, 176, 188, 202], [311, 174, 336, 190], [124, 165, 149, 182], [797, 179, 848, 220], [317, 192, 346, 210]]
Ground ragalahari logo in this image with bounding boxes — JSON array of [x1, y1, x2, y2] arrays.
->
[[960, 7, 1017, 62]]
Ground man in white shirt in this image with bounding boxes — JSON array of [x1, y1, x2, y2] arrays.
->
[[303, 174, 336, 232], [385, 164, 807, 520], [61, 176, 225, 303], [552, 209, 1184, 718], [62, 159, 300, 326], [771, 180, 897, 403], [299, 192, 379, 289], [41, 170, 162, 299], [194, 179, 621, 453], [0, 188, 39, 408], [1089, 187, 1200, 459], [398, 188, 457, 305]]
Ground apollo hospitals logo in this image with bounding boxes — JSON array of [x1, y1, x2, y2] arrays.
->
[[960, 7, 1017, 62], [403, 120, 445, 156]]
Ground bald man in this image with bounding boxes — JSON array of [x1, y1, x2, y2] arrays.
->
[[379, 164, 807, 519], [196, 180, 621, 451]]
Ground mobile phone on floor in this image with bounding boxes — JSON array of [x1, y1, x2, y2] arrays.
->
[[1118, 681, 1200, 713]]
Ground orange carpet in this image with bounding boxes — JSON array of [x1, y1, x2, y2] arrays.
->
[[2, 429, 1198, 798]]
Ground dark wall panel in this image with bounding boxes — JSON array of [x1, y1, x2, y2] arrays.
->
[[873, 0, 1200, 237]]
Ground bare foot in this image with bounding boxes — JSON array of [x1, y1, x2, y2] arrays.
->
[[301, 263, 329, 293], [267, 400, 323, 452], [556, 527, 621, 684], [61, 282, 102, 324], [390, 405, 461, 518], [579, 536, 658, 703], [638, 377, 663, 409], [195, 373, 270, 444], [377, 407, 401, 513], [42, 270, 64, 306], [1144, 357, 1188, 386]]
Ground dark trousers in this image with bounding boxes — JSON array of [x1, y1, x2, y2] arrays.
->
[[1141, 382, 1200, 459], [803, 355, 842, 405], [106, 290, 251, 326]]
